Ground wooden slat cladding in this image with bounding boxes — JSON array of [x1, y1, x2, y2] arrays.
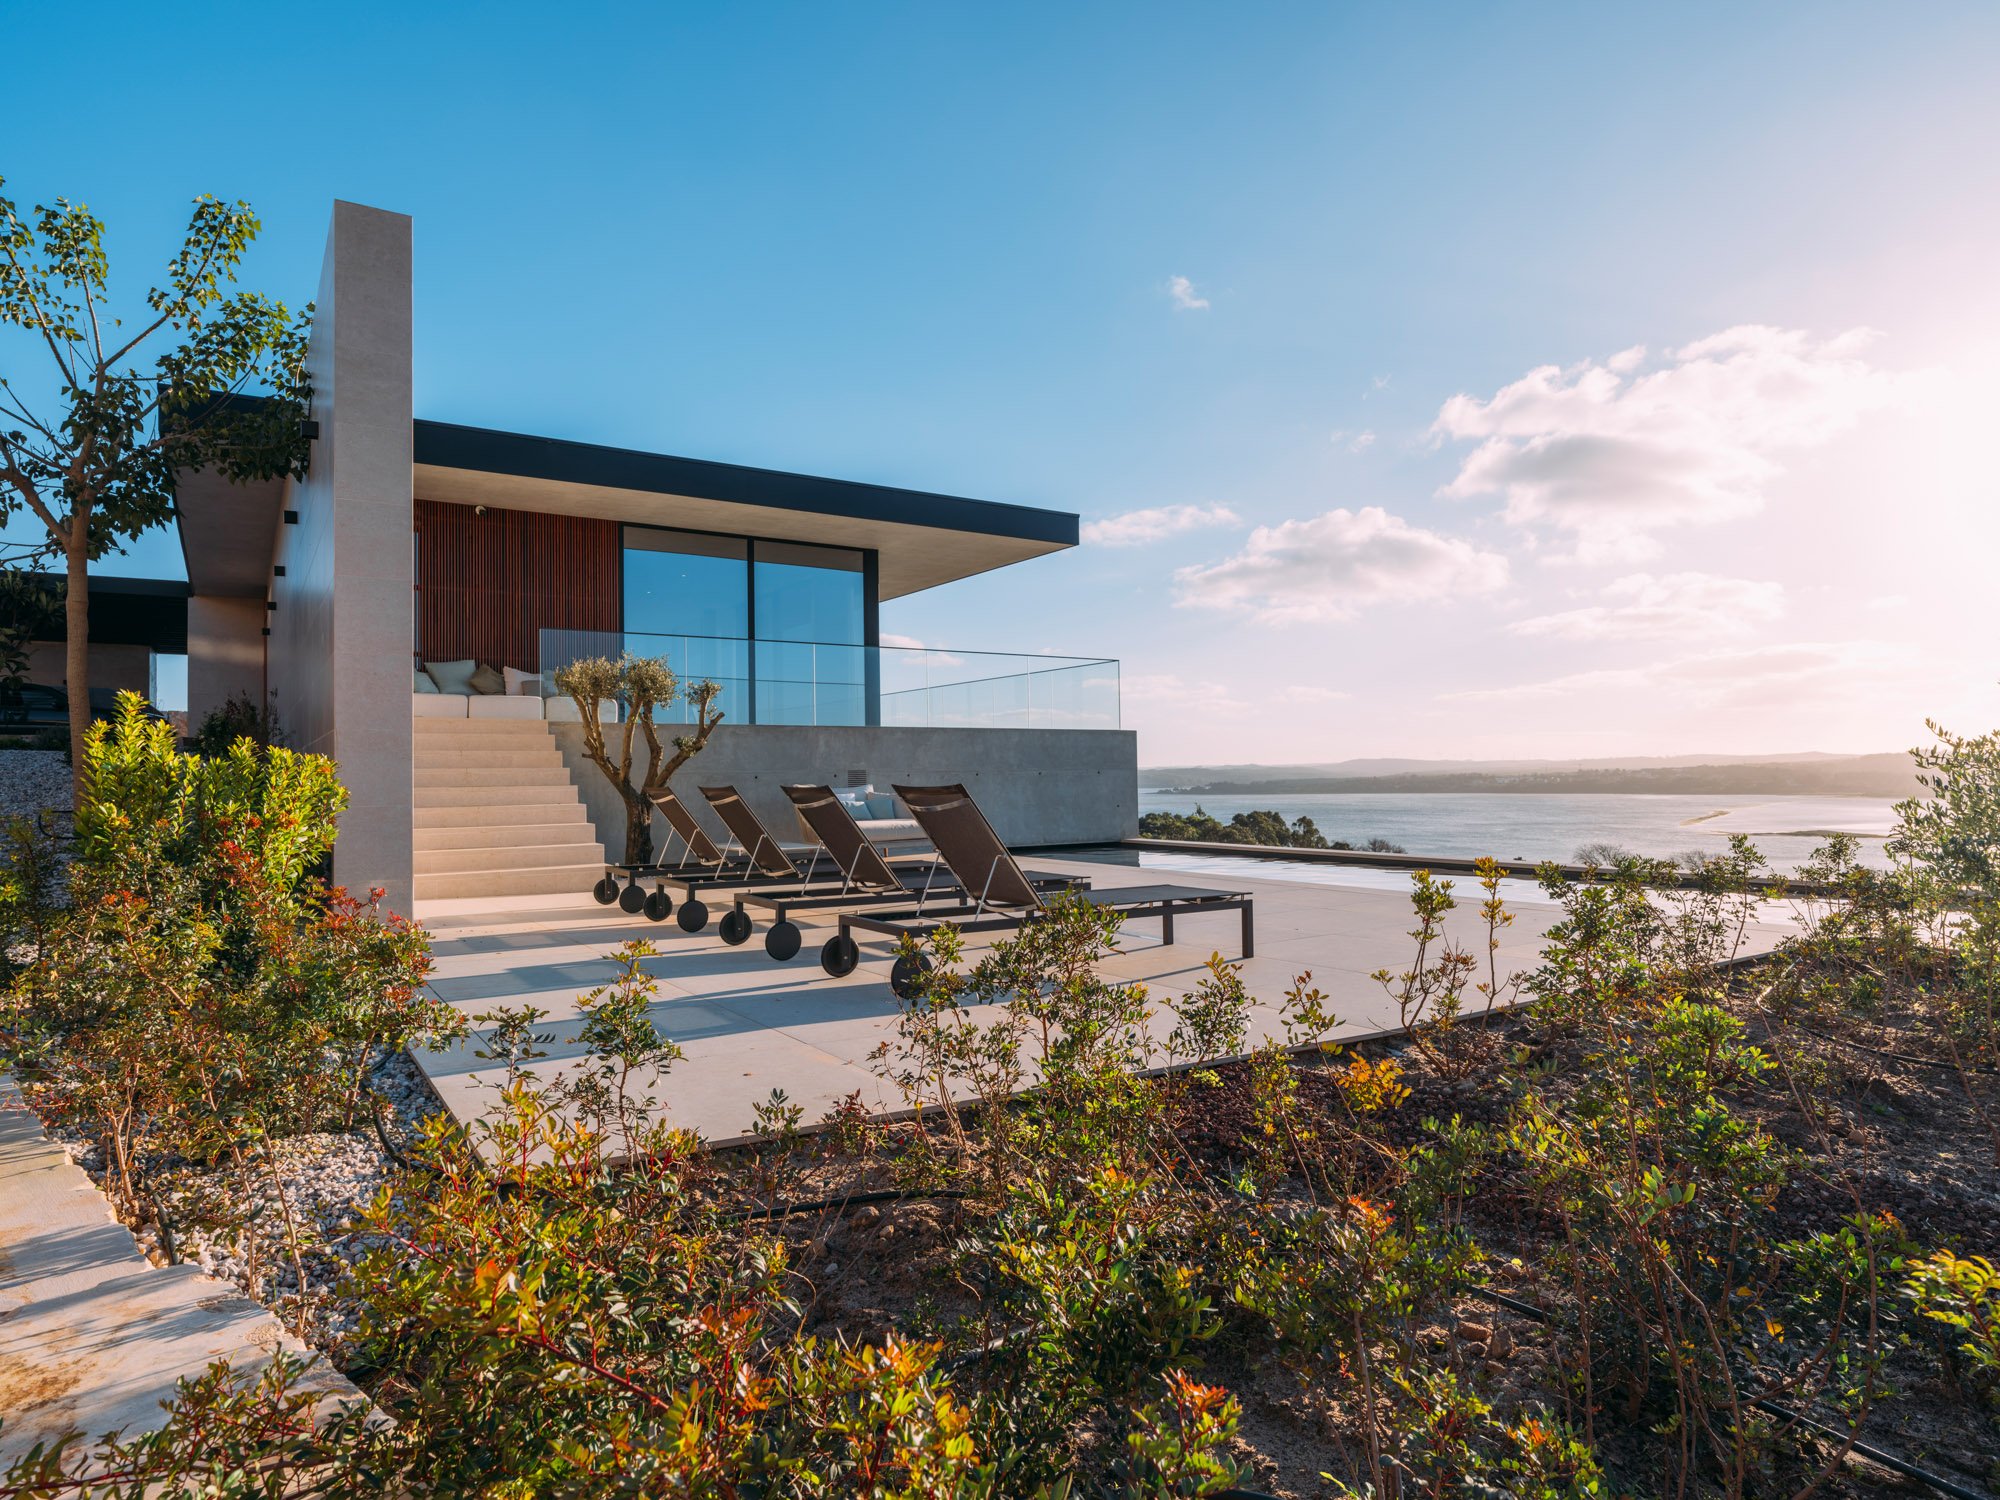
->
[[414, 500, 620, 672]]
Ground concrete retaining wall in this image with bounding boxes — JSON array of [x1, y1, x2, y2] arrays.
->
[[548, 723, 1137, 862]]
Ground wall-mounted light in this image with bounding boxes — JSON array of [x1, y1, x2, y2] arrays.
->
[[273, 565, 286, 577], [475, 505, 489, 517], [283, 510, 299, 525], [267, 600, 277, 612], [300, 420, 320, 440]]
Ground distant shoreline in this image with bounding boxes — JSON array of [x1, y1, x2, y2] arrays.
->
[[1150, 761, 1917, 800]]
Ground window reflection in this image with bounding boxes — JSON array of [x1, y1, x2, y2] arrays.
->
[[618, 529, 871, 726]]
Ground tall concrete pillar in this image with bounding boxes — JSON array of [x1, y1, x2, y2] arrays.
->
[[185, 595, 266, 728], [269, 202, 415, 913]]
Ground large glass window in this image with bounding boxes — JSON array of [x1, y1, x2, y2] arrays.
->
[[753, 541, 866, 726], [617, 528, 872, 726], [623, 528, 750, 716]]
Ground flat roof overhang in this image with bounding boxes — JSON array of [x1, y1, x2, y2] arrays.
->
[[173, 467, 286, 598], [20, 573, 190, 652], [412, 421, 1077, 601]]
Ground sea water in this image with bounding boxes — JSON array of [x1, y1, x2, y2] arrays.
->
[[1137, 791, 1901, 874]]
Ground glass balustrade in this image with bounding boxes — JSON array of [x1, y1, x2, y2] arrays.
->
[[534, 628, 1119, 730]]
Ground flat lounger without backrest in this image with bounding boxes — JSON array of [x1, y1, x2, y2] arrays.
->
[[727, 783, 1087, 962], [815, 782, 1254, 996]]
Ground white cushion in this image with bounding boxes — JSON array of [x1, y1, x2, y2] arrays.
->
[[834, 785, 873, 813], [504, 666, 542, 697], [413, 692, 466, 718], [543, 696, 622, 724], [856, 817, 924, 844], [424, 658, 477, 694], [414, 668, 440, 695], [466, 694, 543, 719]]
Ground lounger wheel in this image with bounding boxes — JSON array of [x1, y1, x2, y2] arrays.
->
[[820, 933, 858, 977], [765, 920, 802, 962], [676, 897, 710, 933], [617, 881, 647, 914], [889, 952, 935, 1000], [719, 909, 753, 946], [592, 875, 619, 905], [643, 889, 672, 922]]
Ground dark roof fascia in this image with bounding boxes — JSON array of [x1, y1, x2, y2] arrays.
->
[[413, 420, 1079, 548], [18, 573, 190, 652]]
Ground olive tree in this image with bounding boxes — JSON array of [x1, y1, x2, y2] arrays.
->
[[552, 654, 724, 864], [0, 178, 310, 779]]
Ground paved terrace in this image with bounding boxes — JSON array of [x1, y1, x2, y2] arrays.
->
[[412, 854, 1802, 1146], [0, 1085, 362, 1468]]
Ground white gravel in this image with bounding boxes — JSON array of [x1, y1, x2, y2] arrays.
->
[[0, 749, 71, 823], [49, 1048, 446, 1350]]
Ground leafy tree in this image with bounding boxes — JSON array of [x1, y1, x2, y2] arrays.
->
[[553, 653, 724, 864], [0, 178, 311, 786], [1891, 719, 2000, 897]]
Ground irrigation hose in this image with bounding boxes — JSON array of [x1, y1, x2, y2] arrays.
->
[[717, 1186, 970, 1225], [1460, 1285, 1992, 1500]]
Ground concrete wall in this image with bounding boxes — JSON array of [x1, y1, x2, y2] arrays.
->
[[269, 202, 415, 912], [548, 722, 1138, 862], [27, 642, 151, 697], [185, 596, 266, 726]]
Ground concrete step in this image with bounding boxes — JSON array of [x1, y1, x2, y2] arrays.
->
[[414, 820, 599, 850], [413, 748, 567, 771], [414, 800, 593, 828], [415, 784, 582, 811], [414, 863, 605, 900], [414, 718, 560, 739], [416, 841, 606, 876], [414, 765, 574, 789]]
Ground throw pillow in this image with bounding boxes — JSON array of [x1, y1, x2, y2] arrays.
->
[[866, 792, 900, 820], [413, 668, 439, 695], [834, 786, 872, 814], [468, 663, 506, 696], [503, 666, 542, 697], [425, 658, 477, 695]]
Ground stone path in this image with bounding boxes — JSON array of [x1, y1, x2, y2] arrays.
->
[[0, 1082, 362, 1471]]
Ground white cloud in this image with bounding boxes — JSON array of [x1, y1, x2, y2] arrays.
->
[[1331, 428, 1376, 453], [1167, 275, 1210, 311], [1445, 639, 1901, 708], [1279, 684, 1350, 704], [1432, 326, 1911, 560], [879, 632, 927, 649], [1122, 672, 1248, 713], [1508, 572, 1784, 641], [1083, 502, 1241, 547], [1173, 505, 1510, 625]]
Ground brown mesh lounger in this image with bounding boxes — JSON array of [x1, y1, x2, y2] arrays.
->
[[814, 782, 1254, 996], [593, 785, 855, 932], [722, 784, 1087, 961]]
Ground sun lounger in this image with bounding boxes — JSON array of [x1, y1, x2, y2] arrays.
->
[[592, 785, 837, 930], [724, 783, 1087, 960], [815, 782, 1254, 996]]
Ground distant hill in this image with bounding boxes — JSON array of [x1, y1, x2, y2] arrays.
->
[[1145, 752, 1920, 800]]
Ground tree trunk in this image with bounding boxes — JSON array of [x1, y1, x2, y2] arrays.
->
[[64, 541, 91, 801], [623, 788, 654, 867]]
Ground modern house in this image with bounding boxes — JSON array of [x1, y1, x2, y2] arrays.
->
[[172, 201, 1134, 911]]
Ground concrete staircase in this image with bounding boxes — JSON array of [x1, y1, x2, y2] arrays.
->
[[413, 718, 606, 900]]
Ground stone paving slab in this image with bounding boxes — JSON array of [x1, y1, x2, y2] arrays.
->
[[0, 1083, 363, 1470], [412, 855, 1801, 1147]]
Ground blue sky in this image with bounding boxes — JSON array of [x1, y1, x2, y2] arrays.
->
[[7, 2, 1997, 760]]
